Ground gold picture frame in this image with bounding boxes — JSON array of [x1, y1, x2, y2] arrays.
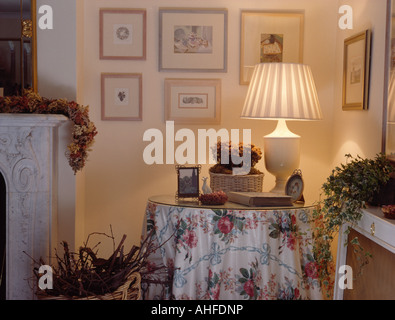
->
[[176, 165, 201, 202], [240, 11, 304, 85], [342, 29, 372, 110]]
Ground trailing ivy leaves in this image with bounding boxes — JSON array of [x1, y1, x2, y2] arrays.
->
[[311, 153, 394, 298], [322, 154, 393, 228]]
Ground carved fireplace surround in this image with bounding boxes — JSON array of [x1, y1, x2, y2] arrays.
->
[[0, 114, 68, 299]]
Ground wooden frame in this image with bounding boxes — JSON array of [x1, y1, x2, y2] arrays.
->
[[240, 11, 304, 85], [101, 73, 142, 121], [176, 165, 201, 201], [0, 0, 37, 94], [342, 29, 372, 110], [159, 8, 228, 72], [383, 1, 395, 162], [100, 8, 146, 60], [31, 0, 37, 92], [334, 207, 395, 300], [165, 78, 221, 124]]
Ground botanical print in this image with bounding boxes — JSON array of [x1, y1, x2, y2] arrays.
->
[[178, 94, 208, 109], [114, 88, 129, 106], [349, 56, 362, 84], [260, 34, 283, 63], [174, 26, 213, 53], [113, 24, 133, 44]]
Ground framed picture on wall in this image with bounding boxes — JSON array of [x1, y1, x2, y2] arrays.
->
[[165, 78, 221, 124], [176, 165, 201, 201], [101, 73, 142, 121], [342, 29, 371, 110], [159, 8, 228, 72], [240, 11, 304, 85], [100, 8, 146, 60]]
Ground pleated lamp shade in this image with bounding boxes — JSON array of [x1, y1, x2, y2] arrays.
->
[[241, 63, 323, 121]]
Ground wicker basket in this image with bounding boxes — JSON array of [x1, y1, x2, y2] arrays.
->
[[37, 272, 141, 300], [209, 171, 264, 194]]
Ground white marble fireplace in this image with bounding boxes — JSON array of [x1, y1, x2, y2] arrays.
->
[[0, 114, 68, 299]]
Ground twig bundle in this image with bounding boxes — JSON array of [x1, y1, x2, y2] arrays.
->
[[31, 229, 163, 299]]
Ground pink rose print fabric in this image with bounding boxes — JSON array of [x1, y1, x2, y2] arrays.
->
[[142, 203, 322, 300]]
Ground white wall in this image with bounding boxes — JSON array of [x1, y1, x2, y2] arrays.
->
[[36, 0, 83, 252], [79, 0, 339, 255], [332, 0, 388, 165], [35, 0, 389, 258], [37, 0, 77, 100]]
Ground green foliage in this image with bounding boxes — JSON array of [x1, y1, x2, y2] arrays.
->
[[312, 154, 394, 298], [322, 154, 392, 227]]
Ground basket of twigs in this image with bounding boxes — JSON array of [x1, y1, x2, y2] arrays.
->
[[30, 228, 164, 300]]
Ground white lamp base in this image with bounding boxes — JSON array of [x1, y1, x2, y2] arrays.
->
[[264, 120, 300, 194]]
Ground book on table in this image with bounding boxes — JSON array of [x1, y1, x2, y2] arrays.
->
[[227, 192, 293, 207]]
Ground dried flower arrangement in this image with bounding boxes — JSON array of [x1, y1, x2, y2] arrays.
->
[[0, 90, 97, 174], [199, 190, 228, 205], [29, 229, 166, 300], [209, 141, 263, 175], [382, 204, 395, 219]]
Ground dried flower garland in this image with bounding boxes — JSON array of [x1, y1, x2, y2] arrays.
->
[[0, 91, 97, 174]]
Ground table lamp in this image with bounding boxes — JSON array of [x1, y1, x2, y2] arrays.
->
[[241, 63, 323, 194]]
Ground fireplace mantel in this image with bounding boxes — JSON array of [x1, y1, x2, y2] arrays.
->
[[0, 114, 68, 299]]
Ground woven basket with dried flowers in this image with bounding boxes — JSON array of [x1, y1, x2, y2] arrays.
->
[[209, 141, 264, 193]]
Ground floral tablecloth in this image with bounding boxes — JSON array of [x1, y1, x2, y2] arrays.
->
[[142, 200, 322, 300]]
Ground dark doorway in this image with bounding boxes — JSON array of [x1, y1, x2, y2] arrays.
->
[[0, 174, 5, 300]]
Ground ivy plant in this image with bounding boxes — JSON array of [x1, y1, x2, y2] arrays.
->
[[311, 154, 394, 298]]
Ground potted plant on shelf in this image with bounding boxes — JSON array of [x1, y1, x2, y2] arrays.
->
[[311, 153, 394, 298], [209, 141, 264, 193]]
